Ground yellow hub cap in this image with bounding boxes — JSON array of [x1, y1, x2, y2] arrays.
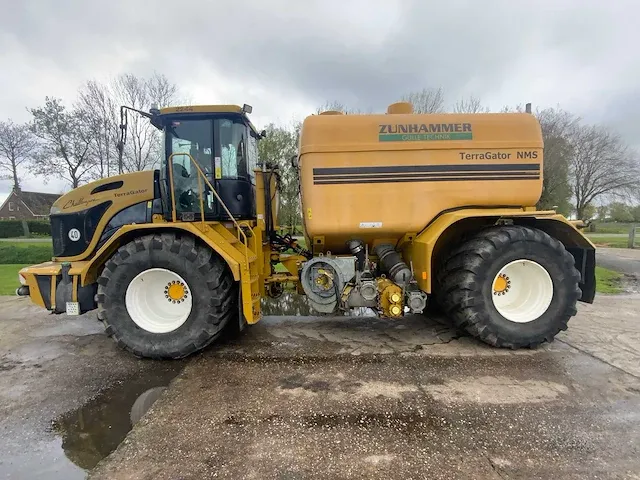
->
[[493, 274, 510, 295], [166, 281, 187, 302]]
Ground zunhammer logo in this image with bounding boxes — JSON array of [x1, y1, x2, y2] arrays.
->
[[379, 123, 473, 142]]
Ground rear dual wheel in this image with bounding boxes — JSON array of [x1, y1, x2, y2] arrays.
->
[[436, 225, 581, 348], [97, 232, 238, 359]]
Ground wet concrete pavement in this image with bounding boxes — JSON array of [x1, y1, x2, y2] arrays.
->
[[88, 292, 640, 480], [0, 296, 185, 479]]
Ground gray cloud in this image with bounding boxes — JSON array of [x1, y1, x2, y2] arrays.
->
[[1, 0, 638, 199]]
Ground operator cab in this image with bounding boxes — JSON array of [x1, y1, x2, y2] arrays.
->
[[155, 105, 261, 221]]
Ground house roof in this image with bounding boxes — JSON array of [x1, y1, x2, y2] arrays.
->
[[14, 190, 61, 216]]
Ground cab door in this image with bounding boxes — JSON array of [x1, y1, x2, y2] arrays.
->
[[166, 117, 219, 221], [212, 118, 256, 220]]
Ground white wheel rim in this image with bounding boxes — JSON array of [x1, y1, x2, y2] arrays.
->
[[491, 259, 553, 323], [125, 268, 193, 333]]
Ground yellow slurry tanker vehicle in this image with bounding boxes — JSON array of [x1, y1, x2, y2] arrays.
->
[[16, 101, 596, 359]]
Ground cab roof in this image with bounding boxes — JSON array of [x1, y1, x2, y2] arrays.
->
[[159, 105, 259, 134]]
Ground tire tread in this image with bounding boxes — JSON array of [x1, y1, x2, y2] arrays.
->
[[436, 225, 581, 349]]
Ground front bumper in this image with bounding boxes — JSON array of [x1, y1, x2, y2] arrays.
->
[[18, 261, 96, 314]]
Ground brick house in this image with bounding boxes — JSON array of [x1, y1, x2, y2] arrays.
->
[[0, 189, 61, 220]]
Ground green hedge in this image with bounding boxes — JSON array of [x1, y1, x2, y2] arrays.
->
[[0, 244, 53, 264], [27, 221, 51, 236], [0, 220, 51, 238], [0, 221, 25, 238]]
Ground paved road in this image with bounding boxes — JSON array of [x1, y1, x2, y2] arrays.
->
[[89, 293, 640, 480], [0, 297, 184, 479], [597, 247, 640, 277]]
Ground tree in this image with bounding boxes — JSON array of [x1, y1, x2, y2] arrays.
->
[[258, 123, 301, 232], [29, 97, 96, 188], [631, 205, 640, 223], [535, 108, 577, 215], [316, 101, 366, 115], [77, 80, 118, 179], [570, 123, 640, 219], [76, 73, 181, 176], [400, 87, 445, 113], [582, 204, 596, 221], [113, 72, 179, 173], [608, 202, 634, 222], [0, 120, 37, 191], [453, 96, 489, 113], [596, 205, 609, 221]]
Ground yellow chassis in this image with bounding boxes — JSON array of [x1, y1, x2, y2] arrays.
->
[[19, 207, 595, 321]]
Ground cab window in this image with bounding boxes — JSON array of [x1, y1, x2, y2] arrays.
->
[[217, 118, 247, 179], [247, 130, 259, 182]]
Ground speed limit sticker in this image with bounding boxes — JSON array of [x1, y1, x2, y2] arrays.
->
[[68, 228, 81, 242]]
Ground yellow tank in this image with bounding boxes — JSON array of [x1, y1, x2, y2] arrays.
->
[[298, 104, 543, 253]]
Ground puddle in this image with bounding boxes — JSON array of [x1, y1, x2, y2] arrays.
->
[[262, 293, 314, 316], [50, 362, 184, 473]]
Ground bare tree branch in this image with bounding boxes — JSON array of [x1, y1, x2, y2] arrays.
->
[[400, 88, 445, 113], [534, 107, 579, 214], [29, 97, 97, 188], [77, 80, 119, 179], [316, 101, 367, 115], [453, 96, 489, 113], [0, 119, 37, 190], [111, 72, 180, 172], [569, 123, 640, 218]]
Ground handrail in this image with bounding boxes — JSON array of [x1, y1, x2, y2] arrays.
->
[[167, 152, 251, 268]]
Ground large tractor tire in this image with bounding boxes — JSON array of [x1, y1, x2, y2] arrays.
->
[[437, 225, 581, 348], [96, 232, 237, 359]]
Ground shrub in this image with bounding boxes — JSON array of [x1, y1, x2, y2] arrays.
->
[[0, 220, 51, 238], [0, 220, 25, 238], [27, 221, 51, 236]]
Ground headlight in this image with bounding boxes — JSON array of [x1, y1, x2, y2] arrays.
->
[[50, 205, 61, 215], [18, 273, 26, 285]]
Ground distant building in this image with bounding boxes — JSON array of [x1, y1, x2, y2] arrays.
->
[[0, 189, 60, 220]]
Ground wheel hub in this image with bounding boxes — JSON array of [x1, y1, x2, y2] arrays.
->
[[166, 281, 188, 303], [493, 273, 511, 295]]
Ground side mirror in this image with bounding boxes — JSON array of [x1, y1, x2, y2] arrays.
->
[[290, 155, 298, 169], [260, 129, 267, 138]]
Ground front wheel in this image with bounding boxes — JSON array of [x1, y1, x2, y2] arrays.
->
[[438, 225, 581, 348], [97, 232, 237, 359]]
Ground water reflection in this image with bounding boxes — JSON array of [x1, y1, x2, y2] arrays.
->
[[262, 292, 314, 316], [51, 362, 184, 471]]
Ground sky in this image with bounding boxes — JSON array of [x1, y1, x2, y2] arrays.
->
[[1, 0, 638, 204]]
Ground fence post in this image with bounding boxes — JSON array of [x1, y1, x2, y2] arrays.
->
[[629, 225, 637, 249]]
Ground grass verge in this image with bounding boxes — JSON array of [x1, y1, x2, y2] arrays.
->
[[591, 222, 635, 234], [586, 235, 631, 248], [0, 242, 53, 264], [0, 264, 29, 295], [595, 266, 623, 294]]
